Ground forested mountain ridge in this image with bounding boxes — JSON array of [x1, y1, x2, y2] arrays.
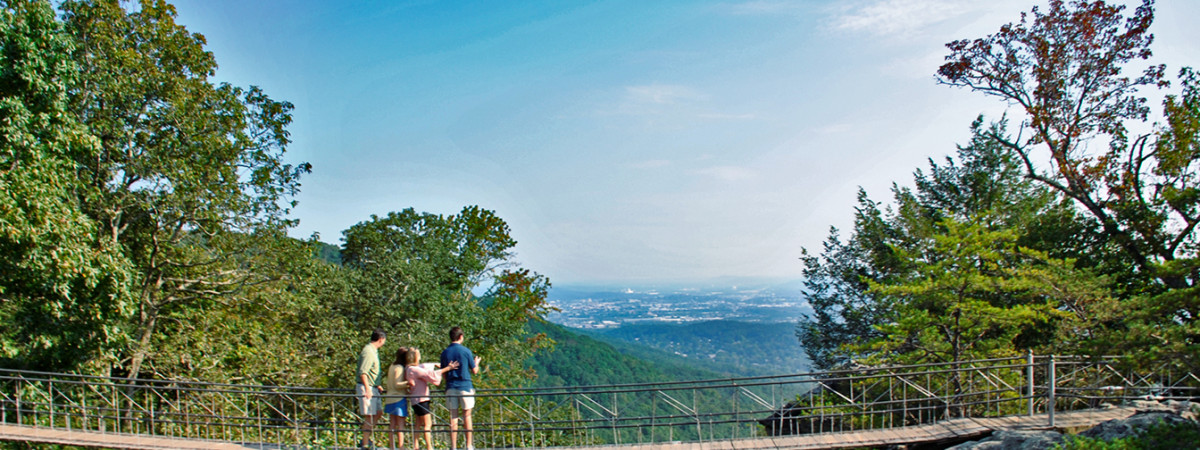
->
[[524, 320, 728, 387], [589, 321, 809, 377]]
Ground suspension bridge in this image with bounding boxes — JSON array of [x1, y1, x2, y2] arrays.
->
[[1, 355, 1195, 449]]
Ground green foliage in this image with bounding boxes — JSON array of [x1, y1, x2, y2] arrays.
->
[[0, 0, 135, 371], [936, 0, 1200, 369], [5, 0, 319, 378], [525, 320, 768, 443], [802, 0, 1200, 371], [525, 320, 728, 387], [861, 221, 1072, 364], [0, 0, 550, 395], [313, 240, 342, 265], [798, 119, 1097, 368], [1056, 420, 1200, 450], [338, 206, 551, 388]]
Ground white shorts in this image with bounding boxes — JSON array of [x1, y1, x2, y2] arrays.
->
[[445, 388, 475, 412], [356, 384, 382, 416]]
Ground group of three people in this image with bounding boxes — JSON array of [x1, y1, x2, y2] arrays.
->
[[357, 326, 483, 450]]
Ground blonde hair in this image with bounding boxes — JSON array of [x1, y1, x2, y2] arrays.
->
[[404, 348, 420, 366]]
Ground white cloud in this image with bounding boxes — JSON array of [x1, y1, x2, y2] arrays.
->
[[694, 166, 756, 182], [834, 0, 968, 38]]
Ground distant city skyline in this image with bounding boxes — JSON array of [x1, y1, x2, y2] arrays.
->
[[171, 0, 1200, 285]]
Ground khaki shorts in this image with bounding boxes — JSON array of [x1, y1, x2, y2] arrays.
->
[[356, 384, 381, 416], [445, 388, 475, 412]]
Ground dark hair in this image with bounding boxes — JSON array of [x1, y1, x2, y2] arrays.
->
[[370, 328, 386, 343], [394, 347, 409, 366], [449, 326, 464, 342]]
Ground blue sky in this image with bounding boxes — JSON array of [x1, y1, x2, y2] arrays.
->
[[169, 0, 1200, 286]]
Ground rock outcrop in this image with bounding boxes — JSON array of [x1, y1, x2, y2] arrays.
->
[[947, 400, 1200, 450], [948, 430, 1063, 450]]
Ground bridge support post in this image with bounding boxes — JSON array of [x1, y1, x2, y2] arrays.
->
[[1047, 355, 1056, 428], [1027, 350, 1034, 417]]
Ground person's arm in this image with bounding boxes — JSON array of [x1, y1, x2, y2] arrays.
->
[[471, 355, 481, 374], [360, 373, 372, 399]]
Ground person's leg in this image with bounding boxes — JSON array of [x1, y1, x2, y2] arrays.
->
[[388, 414, 400, 449], [461, 390, 476, 450], [358, 384, 376, 448], [363, 412, 382, 448], [417, 414, 432, 450], [397, 413, 406, 450], [448, 409, 460, 450], [463, 409, 474, 450], [446, 391, 462, 450]]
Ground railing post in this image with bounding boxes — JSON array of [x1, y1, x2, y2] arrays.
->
[[1027, 350, 1034, 417], [1047, 355, 1056, 428], [49, 380, 55, 429]]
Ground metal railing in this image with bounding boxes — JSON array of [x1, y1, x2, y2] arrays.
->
[[2, 354, 1197, 448]]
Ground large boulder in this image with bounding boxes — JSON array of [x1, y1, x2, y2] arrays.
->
[[948, 430, 1063, 450]]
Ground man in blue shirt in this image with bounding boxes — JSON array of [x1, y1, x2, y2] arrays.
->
[[440, 326, 481, 450]]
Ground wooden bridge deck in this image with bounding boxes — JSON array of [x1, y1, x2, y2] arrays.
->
[[0, 406, 1137, 449], [570, 407, 1137, 450], [0, 422, 246, 449]]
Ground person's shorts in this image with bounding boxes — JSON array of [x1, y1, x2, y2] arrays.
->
[[445, 388, 475, 411], [356, 384, 381, 416], [384, 398, 408, 417], [412, 400, 432, 417]]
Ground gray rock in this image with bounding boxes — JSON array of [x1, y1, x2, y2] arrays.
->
[[947, 430, 1064, 450], [1078, 410, 1194, 441]]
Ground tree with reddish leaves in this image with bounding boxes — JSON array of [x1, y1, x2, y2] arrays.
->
[[938, 0, 1196, 290], [938, 0, 1200, 367]]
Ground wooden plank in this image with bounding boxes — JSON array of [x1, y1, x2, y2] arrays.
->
[[0, 423, 247, 449]]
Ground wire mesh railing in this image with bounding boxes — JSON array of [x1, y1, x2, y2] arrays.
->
[[2, 354, 1197, 448]]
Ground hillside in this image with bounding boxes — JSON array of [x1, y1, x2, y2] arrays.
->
[[588, 320, 810, 377], [524, 320, 729, 388]]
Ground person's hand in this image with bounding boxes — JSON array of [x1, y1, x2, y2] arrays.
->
[[474, 355, 482, 366], [364, 388, 373, 400], [448, 360, 460, 370]]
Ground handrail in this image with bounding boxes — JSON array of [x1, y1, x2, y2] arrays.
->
[[3, 355, 1196, 448]]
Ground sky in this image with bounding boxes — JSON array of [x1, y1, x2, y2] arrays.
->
[[168, 0, 1200, 287]]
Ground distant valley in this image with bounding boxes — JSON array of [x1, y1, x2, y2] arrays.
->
[[546, 282, 809, 328], [528, 283, 812, 384]]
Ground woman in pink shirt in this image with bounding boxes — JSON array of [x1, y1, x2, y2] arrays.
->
[[405, 348, 457, 450]]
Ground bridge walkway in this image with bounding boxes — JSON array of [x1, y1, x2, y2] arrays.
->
[[0, 406, 1137, 450], [567, 406, 1136, 449]]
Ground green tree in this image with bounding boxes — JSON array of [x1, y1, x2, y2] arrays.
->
[[139, 232, 353, 386], [53, 0, 310, 377], [798, 119, 1092, 369], [860, 220, 1069, 365], [938, 0, 1200, 368], [0, 0, 135, 371], [339, 206, 552, 387], [797, 199, 895, 370]]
